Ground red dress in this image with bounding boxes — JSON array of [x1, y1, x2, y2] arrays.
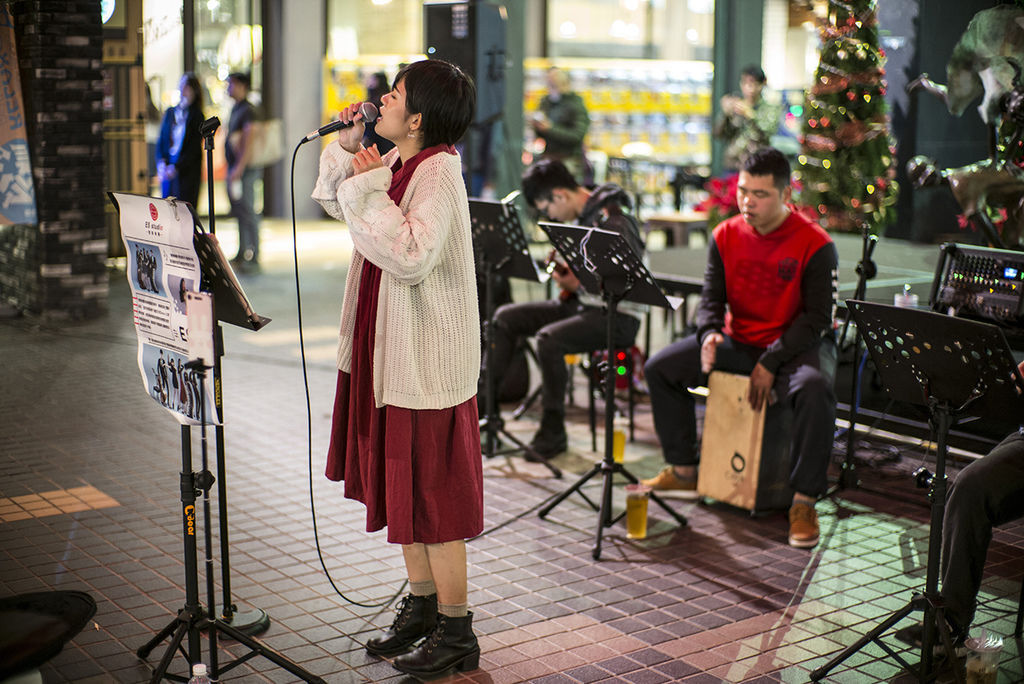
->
[[324, 145, 483, 545]]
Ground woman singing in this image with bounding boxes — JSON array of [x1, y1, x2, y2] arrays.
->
[[311, 60, 481, 679]]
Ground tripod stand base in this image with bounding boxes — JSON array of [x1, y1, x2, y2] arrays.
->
[[219, 607, 270, 636], [809, 593, 963, 684], [480, 415, 562, 478], [140, 606, 325, 683]]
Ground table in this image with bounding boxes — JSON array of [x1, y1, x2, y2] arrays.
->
[[644, 210, 709, 248], [648, 231, 941, 314]]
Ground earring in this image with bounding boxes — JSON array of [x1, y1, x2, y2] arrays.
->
[[407, 130, 417, 139]]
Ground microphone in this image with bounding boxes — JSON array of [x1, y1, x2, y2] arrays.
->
[[301, 102, 379, 143]]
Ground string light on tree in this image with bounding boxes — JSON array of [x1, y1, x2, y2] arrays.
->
[[796, 0, 899, 233]]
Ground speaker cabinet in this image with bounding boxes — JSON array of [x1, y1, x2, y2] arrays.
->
[[424, 1, 506, 125]]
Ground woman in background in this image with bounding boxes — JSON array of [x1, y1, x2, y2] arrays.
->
[[311, 59, 482, 679], [155, 73, 204, 208]]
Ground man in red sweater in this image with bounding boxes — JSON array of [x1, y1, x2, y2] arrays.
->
[[642, 147, 838, 548]]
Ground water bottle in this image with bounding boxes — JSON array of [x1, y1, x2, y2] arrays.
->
[[894, 283, 919, 308], [188, 662, 211, 684]]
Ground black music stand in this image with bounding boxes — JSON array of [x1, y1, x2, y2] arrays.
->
[[470, 197, 561, 478], [811, 300, 1024, 683], [136, 216, 322, 684], [535, 222, 687, 560]]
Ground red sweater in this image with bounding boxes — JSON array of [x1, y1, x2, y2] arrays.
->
[[697, 209, 837, 372]]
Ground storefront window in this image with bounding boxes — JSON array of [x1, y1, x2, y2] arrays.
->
[[546, 0, 713, 61], [142, 0, 184, 113], [529, 1, 716, 214], [142, 0, 263, 214], [142, 0, 262, 124], [323, 0, 424, 140], [326, 0, 422, 61]]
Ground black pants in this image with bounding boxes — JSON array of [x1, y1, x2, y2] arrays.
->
[[941, 430, 1024, 632], [483, 298, 640, 414], [644, 333, 837, 497]]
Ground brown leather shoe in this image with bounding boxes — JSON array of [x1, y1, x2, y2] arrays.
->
[[641, 466, 699, 499], [788, 502, 819, 548]]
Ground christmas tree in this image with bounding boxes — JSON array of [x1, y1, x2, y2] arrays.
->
[[797, 0, 899, 233]]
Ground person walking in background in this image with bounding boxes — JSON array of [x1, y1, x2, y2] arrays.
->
[[531, 67, 591, 183], [714, 65, 781, 171], [311, 59, 482, 680], [225, 72, 261, 274], [155, 73, 204, 209]]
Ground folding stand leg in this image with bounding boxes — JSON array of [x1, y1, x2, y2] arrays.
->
[[213, 618, 325, 682], [137, 425, 202, 678], [811, 404, 964, 684], [511, 342, 542, 419], [810, 593, 962, 683], [830, 228, 876, 495], [138, 386, 325, 683], [538, 456, 688, 560], [511, 385, 542, 419]]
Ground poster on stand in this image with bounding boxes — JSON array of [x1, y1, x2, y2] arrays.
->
[[109, 192, 219, 425]]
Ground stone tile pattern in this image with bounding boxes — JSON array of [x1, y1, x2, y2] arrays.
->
[[1, 264, 1022, 683]]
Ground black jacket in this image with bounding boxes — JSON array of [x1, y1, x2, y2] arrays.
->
[[578, 183, 645, 258], [155, 103, 204, 208]]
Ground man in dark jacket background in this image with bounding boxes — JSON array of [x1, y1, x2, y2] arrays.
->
[[531, 67, 591, 183], [481, 159, 644, 458]]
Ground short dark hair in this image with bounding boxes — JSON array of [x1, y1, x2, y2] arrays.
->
[[740, 64, 767, 84], [182, 72, 203, 109], [227, 72, 251, 89], [741, 147, 791, 192], [394, 59, 475, 147], [521, 159, 579, 208]]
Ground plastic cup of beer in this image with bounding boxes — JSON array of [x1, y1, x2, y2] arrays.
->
[[625, 484, 651, 539], [612, 428, 626, 463], [965, 633, 1003, 684]]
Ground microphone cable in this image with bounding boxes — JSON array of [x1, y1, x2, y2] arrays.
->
[[288, 139, 406, 610], [288, 133, 572, 603]]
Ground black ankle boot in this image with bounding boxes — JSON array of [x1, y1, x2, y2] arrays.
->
[[365, 593, 437, 656], [392, 612, 480, 678], [530, 410, 567, 458]]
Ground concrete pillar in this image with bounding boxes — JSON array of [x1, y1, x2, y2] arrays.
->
[[262, 0, 325, 219], [711, 0, 764, 177]]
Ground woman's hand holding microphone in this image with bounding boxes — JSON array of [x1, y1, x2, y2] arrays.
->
[[335, 102, 383, 175]]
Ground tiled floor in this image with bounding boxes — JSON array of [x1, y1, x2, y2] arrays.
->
[[2, 219, 1022, 683]]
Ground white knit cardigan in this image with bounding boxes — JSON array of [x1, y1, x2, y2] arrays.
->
[[311, 143, 480, 410]]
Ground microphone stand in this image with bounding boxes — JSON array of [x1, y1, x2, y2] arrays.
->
[[831, 223, 876, 493], [199, 116, 270, 634]]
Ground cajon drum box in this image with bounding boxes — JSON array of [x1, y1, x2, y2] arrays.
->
[[697, 371, 792, 513]]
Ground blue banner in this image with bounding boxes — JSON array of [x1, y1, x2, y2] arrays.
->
[[0, 6, 38, 226]]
